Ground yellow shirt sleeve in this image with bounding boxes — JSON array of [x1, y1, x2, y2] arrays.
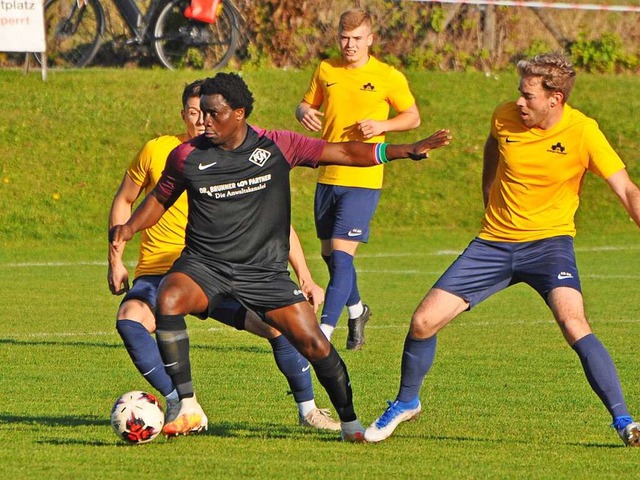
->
[[127, 142, 150, 190], [127, 135, 189, 278], [302, 64, 324, 109], [583, 121, 626, 180]]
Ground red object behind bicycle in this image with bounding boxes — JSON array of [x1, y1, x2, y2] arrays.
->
[[184, 0, 221, 24]]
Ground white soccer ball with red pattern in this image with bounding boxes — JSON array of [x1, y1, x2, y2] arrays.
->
[[110, 391, 164, 444]]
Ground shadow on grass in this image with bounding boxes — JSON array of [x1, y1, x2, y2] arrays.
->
[[0, 413, 342, 445], [0, 338, 122, 350], [39, 438, 114, 446], [163, 420, 342, 443], [4, 412, 617, 447], [0, 412, 109, 427], [160, 424, 623, 447]]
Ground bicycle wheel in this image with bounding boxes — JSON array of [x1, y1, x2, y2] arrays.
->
[[41, 0, 105, 68], [152, 0, 240, 70]]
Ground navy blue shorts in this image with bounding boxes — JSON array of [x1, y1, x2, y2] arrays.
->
[[122, 274, 163, 309], [433, 236, 582, 308], [168, 249, 306, 319], [123, 274, 247, 330], [314, 183, 381, 242]]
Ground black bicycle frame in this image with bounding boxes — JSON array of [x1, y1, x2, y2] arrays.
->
[[111, 0, 167, 42]]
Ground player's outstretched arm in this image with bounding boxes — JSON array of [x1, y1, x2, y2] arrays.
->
[[109, 189, 168, 255], [318, 128, 451, 166], [607, 168, 640, 228]]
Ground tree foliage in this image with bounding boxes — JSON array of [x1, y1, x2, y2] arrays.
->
[[232, 0, 640, 72]]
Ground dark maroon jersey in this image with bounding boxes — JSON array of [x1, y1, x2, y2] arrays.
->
[[156, 126, 324, 268]]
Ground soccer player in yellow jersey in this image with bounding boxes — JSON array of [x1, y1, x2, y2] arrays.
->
[[108, 80, 342, 433], [296, 8, 420, 350], [366, 53, 640, 446]]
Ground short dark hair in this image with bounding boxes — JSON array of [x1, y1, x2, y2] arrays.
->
[[182, 79, 204, 108], [201, 73, 254, 118]]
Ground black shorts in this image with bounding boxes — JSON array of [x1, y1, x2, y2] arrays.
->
[[169, 249, 306, 319]]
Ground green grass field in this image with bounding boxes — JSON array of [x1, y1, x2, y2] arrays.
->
[[0, 68, 639, 478]]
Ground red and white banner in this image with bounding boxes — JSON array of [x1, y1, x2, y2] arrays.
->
[[0, 0, 46, 52], [411, 0, 640, 13]]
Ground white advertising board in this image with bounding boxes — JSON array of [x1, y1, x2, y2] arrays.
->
[[0, 0, 46, 52]]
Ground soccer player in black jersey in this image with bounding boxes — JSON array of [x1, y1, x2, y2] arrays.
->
[[110, 72, 450, 441]]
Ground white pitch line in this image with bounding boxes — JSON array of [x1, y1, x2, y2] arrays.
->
[[576, 245, 640, 252], [358, 250, 463, 258], [358, 269, 443, 275], [0, 260, 137, 268], [8, 331, 116, 338], [3, 261, 636, 278], [6, 316, 640, 341], [583, 274, 640, 279], [2, 244, 638, 268], [358, 245, 640, 258]]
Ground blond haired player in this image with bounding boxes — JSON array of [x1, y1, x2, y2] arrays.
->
[[296, 8, 421, 350], [366, 53, 640, 446]]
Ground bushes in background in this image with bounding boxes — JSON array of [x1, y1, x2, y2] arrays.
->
[[232, 0, 640, 72]]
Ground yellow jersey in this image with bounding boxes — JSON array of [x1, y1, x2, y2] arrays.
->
[[480, 102, 625, 242], [302, 56, 416, 189], [126, 134, 189, 278]]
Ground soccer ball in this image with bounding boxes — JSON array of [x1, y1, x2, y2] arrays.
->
[[110, 391, 165, 444]]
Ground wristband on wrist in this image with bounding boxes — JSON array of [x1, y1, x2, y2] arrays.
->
[[408, 151, 428, 161], [373, 142, 390, 164]]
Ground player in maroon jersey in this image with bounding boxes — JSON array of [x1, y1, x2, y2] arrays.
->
[[110, 72, 450, 441]]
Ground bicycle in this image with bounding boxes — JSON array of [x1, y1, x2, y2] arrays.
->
[[40, 0, 241, 69]]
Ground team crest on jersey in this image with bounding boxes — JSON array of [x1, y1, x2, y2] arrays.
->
[[548, 142, 567, 154], [248, 148, 271, 167]]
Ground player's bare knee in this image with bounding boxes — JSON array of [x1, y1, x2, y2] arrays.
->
[[296, 334, 330, 361], [118, 299, 146, 319], [414, 327, 439, 340], [558, 316, 592, 344], [156, 287, 187, 315], [410, 313, 439, 339]]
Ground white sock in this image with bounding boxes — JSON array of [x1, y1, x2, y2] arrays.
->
[[347, 302, 364, 319], [320, 323, 334, 340], [298, 400, 317, 417]]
